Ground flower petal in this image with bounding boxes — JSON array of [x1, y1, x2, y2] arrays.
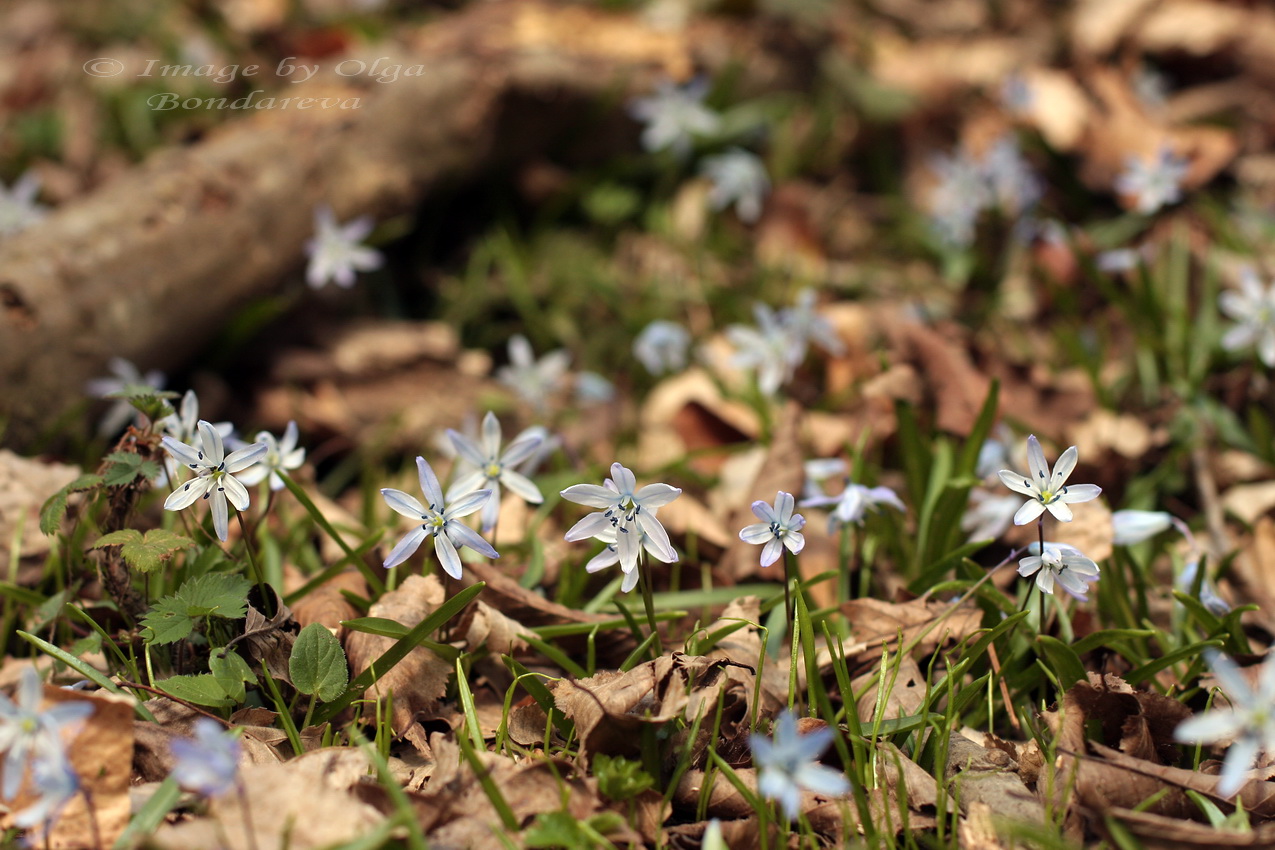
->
[[210, 490, 229, 542], [480, 411, 503, 460], [434, 533, 464, 580], [750, 499, 777, 524], [565, 512, 612, 542], [1013, 499, 1045, 525], [416, 457, 445, 509], [560, 484, 618, 509], [610, 463, 637, 495], [740, 522, 773, 544], [760, 537, 783, 567], [383, 525, 428, 569], [221, 475, 251, 511], [446, 521, 498, 560], [224, 442, 268, 473], [1025, 435, 1049, 488], [634, 483, 681, 508], [783, 530, 805, 555], [997, 470, 1037, 498], [1050, 446, 1078, 491], [501, 432, 543, 467], [162, 437, 203, 470], [1044, 501, 1074, 522], [381, 488, 427, 520], [1058, 483, 1101, 503], [447, 430, 488, 469], [166, 476, 213, 511], [444, 489, 492, 521], [499, 470, 543, 505]]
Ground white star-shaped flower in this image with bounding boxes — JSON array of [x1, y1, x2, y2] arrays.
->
[[1219, 268, 1275, 368], [497, 334, 571, 413], [162, 421, 268, 542], [1175, 650, 1275, 797], [739, 491, 806, 568], [85, 356, 166, 438], [701, 148, 770, 223], [1115, 146, 1189, 215], [584, 513, 677, 593], [1017, 542, 1100, 600], [997, 435, 1101, 525], [633, 320, 691, 375], [157, 390, 235, 485], [234, 421, 306, 491], [305, 205, 383, 289], [750, 710, 850, 821], [170, 718, 241, 798], [380, 456, 498, 578], [446, 411, 544, 534], [802, 482, 905, 532], [561, 462, 681, 575], [0, 668, 93, 801], [628, 78, 721, 157]]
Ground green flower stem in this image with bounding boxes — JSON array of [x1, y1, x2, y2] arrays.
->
[[637, 567, 664, 657], [236, 512, 274, 618]]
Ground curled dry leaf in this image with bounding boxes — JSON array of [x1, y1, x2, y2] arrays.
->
[[832, 595, 982, 668], [944, 734, 1044, 827], [0, 450, 81, 558]]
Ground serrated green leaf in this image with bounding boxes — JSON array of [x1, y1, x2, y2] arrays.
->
[[38, 474, 104, 536], [94, 529, 193, 573], [102, 452, 160, 487], [155, 674, 238, 708], [209, 648, 255, 704], [175, 573, 251, 620], [141, 597, 196, 645], [290, 622, 348, 702]]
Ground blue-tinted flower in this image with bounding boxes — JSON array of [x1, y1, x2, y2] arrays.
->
[[1219, 268, 1275, 368], [961, 491, 1022, 542], [803, 482, 905, 532], [13, 756, 78, 840], [584, 515, 677, 593], [381, 457, 498, 578], [1175, 650, 1275, 797], [725, 304, 803, 396], [163, 421, 268, 542], [628, 79, 721, 157], [1018, 542, 1100, 600], [997, 435, 1101, 524], [235, 421, 305, 491], [633, 320, 691, 375], [1115, 147, 1189, 214], [0, 668, 93, 801], [1178, 561, 1231, 617], [575, 371, 616, 404], [85, 357, 166, 438], [305, 205, 383, 289], [701, 148, 770, 223], [561, 463, 681, 575], [739, 491, 806, 567], [1111, 510, 1173, 545], [802, 458, 847, 502], [783, 289, 846, 358], [1096, 248, 1141, 274], [170, 718, 240, 797], [0, 171, 48, 237], [446, 412, 544, 534], [983, 137, 1041, 216], [927, 146, 992, 248], [750, 710, 850, 820], [497, 335, 571, 413]]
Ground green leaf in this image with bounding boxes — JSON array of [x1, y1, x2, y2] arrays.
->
[[290, 622, 349, 702], [140, 597, 195, 645], [155, 673, 238, 707], [101, 451, 161, 487], [39, 474, 104, 536], [141, 573, 251, 645], [1037, 635, 1087, 692], [93, 529, 194, 574], [176, 573, 251, 619], [209, 648, 256, 704]]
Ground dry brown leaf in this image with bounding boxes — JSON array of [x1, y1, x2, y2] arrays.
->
[[836, 595, 982, 665], [663, 817, 768, 850], [890, 320, 993, 436], [637, 367, 760, 473], [153, 748, 383, 850], [286, 565, 368, 640], [1230, 517, 1275, 632], [0, 450, 81, 557], [1221, 481, 1275, 526], [1071, 0, 1160, 56], [656, 492, 732, 550], [1067, 409, 1158, 461], [1098, 805, 1275, 848], [345, 575, 452, 748], [455, 595, 529, 655], [855, 654, 927, 724], [1016, 68, 1091, 152], [701, 597, 787, 717]]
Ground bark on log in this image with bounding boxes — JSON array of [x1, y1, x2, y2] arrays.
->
[[0, 1, 788, 450]]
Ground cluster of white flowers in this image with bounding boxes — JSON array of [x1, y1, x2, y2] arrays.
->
[[725, 289, 845, 396], [928, 135, 1040, 248], [1115, 146, 1189, 215]]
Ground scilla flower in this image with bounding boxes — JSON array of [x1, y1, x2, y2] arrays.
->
[[170, 718, 241, 798], [162, 421, 268, 542], [1115, 146, 1189, 214], [997, 435, 1101, 524], [305, 204, 383, 289], [628, 78, 720, 157], [446, 412, 544, 534], [802, 481, 905, 532], [381, 457, 498, 578], [497, 335, 571, 413], [1175, 650, 1275, 797], [1219, 268, 1275, 368], [633, 320, 691, 375], [1111, 510, 1173, 545], [561, 463, 680, 575], [235, 421, 306, 491], [85, 356, 166, 438], [739, 491, 806, 568], [1018, 542, 1100, 600], [0, 171, 48, 237], [701, 148, 770, 223], [585, 517, 677, 593], [750, 710, 850, 821], [0, 668, 93, 801]]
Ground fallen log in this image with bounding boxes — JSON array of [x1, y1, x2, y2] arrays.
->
[[0, 1, 788, 449]]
